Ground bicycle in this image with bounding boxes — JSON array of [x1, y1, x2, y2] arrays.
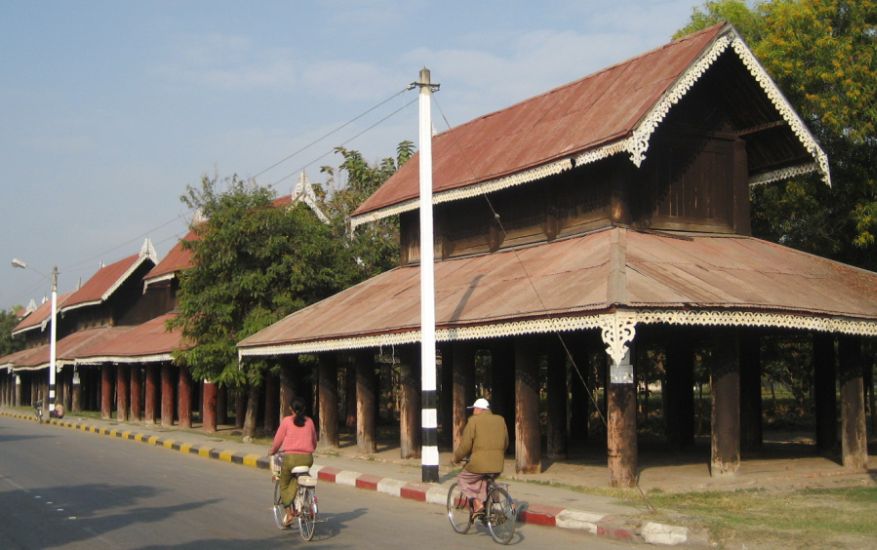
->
[[447, 470, 517, 544], [33, 400, 43, 423], [271, 455, 318, 541]]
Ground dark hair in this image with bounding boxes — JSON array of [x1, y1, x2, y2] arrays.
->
[[292, 398, 307, 427]]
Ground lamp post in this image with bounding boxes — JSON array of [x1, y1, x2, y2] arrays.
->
[[11, 259, 59, 413]]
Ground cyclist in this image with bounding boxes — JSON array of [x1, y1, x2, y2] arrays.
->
[[452, 398, 509, 517], [269, 398, 317, 527]]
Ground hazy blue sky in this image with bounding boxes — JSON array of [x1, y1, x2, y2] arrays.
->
[[1, 0, 704, 310]]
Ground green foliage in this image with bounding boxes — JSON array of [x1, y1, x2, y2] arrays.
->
[[0, 308, 24, 356], [170, 174, 349, 385], [680, 1, 877, 270]]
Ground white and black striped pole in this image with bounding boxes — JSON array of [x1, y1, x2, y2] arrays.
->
[[416, 67, 440, 482]]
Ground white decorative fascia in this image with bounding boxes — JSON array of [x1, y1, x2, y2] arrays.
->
[[74, 353, 174, 365], [291, 171, 330, 225], [730, 37, 831, 187], [143, 272, 176, 292], [350, 157, 575, 230], [11, 364, 50, 372], [140, 238, 158, 262], [238, 308, 877, 359], [59, 299, 102, 315], [626, 35, 732, 167], [749, 163, 819, 187], [11, 324, 42, 337], [598, 311, 638, 367], [62, 256, 153, 315]]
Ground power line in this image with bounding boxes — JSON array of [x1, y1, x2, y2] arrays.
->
[[249, 87, 412, 182]]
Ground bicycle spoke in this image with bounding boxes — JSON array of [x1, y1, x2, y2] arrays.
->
[[446, 482, 472, 534], [298, 487, 316, 541], [486, 486, 516, 544]]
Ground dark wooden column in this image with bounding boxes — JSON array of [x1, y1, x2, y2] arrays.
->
[[607, 349, 637, 487], [202, 380, 217, 433], [739, 331, 763, 454], [344, 362, 357, 429], [71, 368, 82, 413], [216, 384, 227, 425], [490, 339, 515, 450], [399, 346, 421, 459], [178, 367, 192, 428], [838, 336, 868, 470], [546, 338, 568, 459], [452, 341, 475, 451], [355, 350, 377, 454], [279, 358, 294, 419], [710, 330, 740, 476], [161, 366, 175, 427], [129, 366, 142, 422], [100, 364, 113, 420], [814, 333, 837, 452], [438, 343, 453, 448], [664, 334, 695, 448], [144, 365, 157, 424], [515, 337, 541, 473], [234, 387, 246, 429], [264, 371, 279, 434], [116, 365, 129, 422], [318, 353, 339, 448]]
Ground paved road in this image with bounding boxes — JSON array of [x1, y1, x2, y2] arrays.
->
[[0, 418, 632, 549]]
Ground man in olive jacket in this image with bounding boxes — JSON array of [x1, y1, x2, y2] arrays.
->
[[453, 398, 509, 515]]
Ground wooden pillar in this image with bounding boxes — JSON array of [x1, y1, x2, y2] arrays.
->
[[116, 365, 129, 422], [607, 349, 637, 487], [515, 337, 541, 473], [161, 366, 175, 427], [452, 341, 475, 451], [546, 339, 568, 459], [664, 334, 695, 448], [279, 358, 294, 420], [178, 367, 192, 428], [344, 362, 357, 429], [144, 365, 157, 424], [264, 371, 278, 434], [399, 346, 421, 459], [129, 366, 142, 421], [814, 333, 837, 452], [234, 386, 246, 429], [318, 353, 339, 448], [202, 380, 217, 433], [490, 340, 515, 450], [438, 343, 453, 448], [216, 384, 227, 425], [355, 350, 377, 454], [100, 364, 113, 420], [710, 330, 740, 476], [838, 336, 868, 470], [71, 368, 82, 413], [739, 331, 762, 453]]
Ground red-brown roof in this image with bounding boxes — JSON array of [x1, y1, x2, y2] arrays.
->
[[351, 23, 828, 225], [238, 228, 877, 355], [75, 313, 189, 363], [11, 292, 72, 336], [144, 229, 198, 284], [4, 327, 120, 370], [62, 253, 151, 312]]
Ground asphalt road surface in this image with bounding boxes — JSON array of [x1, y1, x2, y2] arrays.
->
[[0, 417, 632, 549]]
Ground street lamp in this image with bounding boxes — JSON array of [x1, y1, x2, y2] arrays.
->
[[11, 258, 59, 413]]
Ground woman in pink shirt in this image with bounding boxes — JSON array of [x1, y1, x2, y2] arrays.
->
[[269, 398, 318, 526]]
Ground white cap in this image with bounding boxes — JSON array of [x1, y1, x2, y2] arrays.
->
[[467, 398, 490, 410]]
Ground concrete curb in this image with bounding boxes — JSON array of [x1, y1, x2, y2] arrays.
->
[[2, 411, 692, 545]]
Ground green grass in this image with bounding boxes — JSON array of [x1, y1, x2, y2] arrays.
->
[[642, 486, 877, 549]]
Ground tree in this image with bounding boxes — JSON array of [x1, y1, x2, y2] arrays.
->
[[0, 308, 24, 357], [170, 175, 349, 390], [677, 0, 877, 270]]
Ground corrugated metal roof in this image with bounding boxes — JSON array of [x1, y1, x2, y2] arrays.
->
[[59, 254, 152, 311], [4, 326, 118, 370], [351, 23, 828, 226], [74, 313, 188, 361], [11, 292, 72, 336], [144, 229, 198, 283], [238, 228, 877, 354]]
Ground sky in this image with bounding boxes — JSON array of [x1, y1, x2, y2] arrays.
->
[[0, 0, 706, 311]]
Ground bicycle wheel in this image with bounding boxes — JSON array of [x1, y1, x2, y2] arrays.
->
[[272, 480, 288, 529], [486, 486, 516, 544], [298, 487, 317, 541], [446, 482, 472, 534]]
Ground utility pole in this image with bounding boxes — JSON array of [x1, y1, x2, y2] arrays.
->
[[416, 67, 440, 483], [49, 266, 58, 413]]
